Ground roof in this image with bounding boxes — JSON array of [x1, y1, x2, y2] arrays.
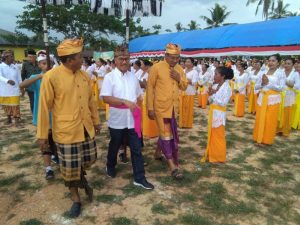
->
[[0, 28, 44, 47], [129, 16, 300, 57], [0, 28, 17, 45]]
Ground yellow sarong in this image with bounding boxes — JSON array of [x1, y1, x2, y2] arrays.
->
[[142, 93, 158, 138], [179, 92, 194, 128], [201, 104, 226, 163], [253, 90, 280, 144], [292, 90, 300, 130]]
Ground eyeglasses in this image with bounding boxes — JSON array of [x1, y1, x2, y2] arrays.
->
[[117, 57, 130, 62]]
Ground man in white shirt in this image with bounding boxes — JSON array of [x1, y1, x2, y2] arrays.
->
[[0, 50, 22, 126], [100, 45, 154, 190]]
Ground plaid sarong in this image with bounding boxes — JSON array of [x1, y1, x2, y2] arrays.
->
[[55, 134, 97, 182]]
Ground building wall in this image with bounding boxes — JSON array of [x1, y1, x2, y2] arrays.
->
[[0, 46, 39, 61]]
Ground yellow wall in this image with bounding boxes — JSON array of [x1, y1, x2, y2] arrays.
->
[[0, 46, 39, 61]]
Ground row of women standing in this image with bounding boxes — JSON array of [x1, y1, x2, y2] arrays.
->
[[90, 55, 300, 164]]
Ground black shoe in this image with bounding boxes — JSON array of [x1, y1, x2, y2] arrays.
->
[[133, 179, 154, 190], [69, 202, 81, 218], [106, 167, 116, 178], [119, 153, 129, 164], [51, 155, 59, 164], [45, 170, 54, 180], [84, 185, 93, 202]]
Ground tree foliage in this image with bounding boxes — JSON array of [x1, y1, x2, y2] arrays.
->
[[269, 0, 293, 19], [246, 0, 275, 20], [175, 22, 184, 32], [187, 20, 200, 30], [201, 3, 231, 29], [152, 24, 162, 34], [16, 3, 153, 50]]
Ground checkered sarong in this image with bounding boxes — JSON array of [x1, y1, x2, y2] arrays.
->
[[56, 135, 97, 182]]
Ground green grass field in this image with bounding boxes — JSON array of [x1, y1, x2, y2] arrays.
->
[[0, 96, 299, 225]]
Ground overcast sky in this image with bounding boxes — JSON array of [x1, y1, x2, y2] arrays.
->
[[0, 0, 299, 35]]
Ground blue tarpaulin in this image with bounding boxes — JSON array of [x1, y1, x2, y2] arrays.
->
[[129, 16, 300, 56]]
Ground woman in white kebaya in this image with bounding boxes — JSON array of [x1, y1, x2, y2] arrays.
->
[[277, 58, 296, 136], [233, 62, 249, 117], [198, 63, 211, 109]]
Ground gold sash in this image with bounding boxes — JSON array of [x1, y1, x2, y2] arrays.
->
[[248, 81, 256, 113], [292, 90, 300, 129]]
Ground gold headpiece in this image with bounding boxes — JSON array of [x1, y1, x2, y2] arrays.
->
[[57, 38, 83, 56], [166, 43, 181, 55]]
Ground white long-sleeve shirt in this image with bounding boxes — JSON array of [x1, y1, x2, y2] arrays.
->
[[234, 72, 249, 95], [249, 70, 264, 94], [134, 69, 143, 80], [289, 71, 300, 90], [209, 81, 232, 128], [198, 70, 211, 94], [100, 68, 142, 129], [0, 62, 22, 97], [95, 65, 107, 78], [184, 69, 198, 95], [208, 66, 216, 85], [282, 70, 296, 107], [137, 71, 149, 94], [255, 69, 285, 106]]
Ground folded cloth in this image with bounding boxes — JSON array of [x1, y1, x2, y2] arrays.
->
[[110, 104, 142, 138]]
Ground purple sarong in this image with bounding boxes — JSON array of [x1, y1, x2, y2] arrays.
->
[[158, 111, 179, 165]]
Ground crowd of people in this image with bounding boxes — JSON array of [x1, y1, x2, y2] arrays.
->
[[0, 40, 299, 218]]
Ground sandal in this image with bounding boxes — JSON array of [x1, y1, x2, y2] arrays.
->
[[171, 169, 184, 180], [69, 202, 81, 218]]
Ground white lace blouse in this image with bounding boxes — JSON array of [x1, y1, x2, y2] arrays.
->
[[255, 69, 285, 106], [209, 81, 232, 128]]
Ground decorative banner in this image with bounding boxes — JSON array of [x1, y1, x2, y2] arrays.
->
[[93, 51, 114, 60], [28, 0, 163, 17]]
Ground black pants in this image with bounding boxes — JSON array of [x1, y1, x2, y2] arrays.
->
[[107, 128, 145, 182], [27, 91, 34, 114]]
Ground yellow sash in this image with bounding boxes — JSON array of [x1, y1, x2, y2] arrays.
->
[[0, 96, 20, 105], [199, 86, 205, 93], [236, 82, 243, 90], [292, 90, 300, 129], [201, 104, 226, 163], [229, 80, 234, 90], [91, 79, 99, 95], [248, 81, 256, 113], [257, 90, 279, 143]]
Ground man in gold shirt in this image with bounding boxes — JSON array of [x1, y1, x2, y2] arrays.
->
[[147, 43, 188, 180], [37, 38, 101, 218]]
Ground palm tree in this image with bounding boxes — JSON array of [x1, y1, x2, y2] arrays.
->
[[201, 3, 231, 29], [165, 29, 172, 33], [289, 11, 299, 16], [246, 0, 275, 20], [152, 24, 162, 34], [269, 0, 293, 19], [187, 20, 200, 30], [175, 22, 184, 32]]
